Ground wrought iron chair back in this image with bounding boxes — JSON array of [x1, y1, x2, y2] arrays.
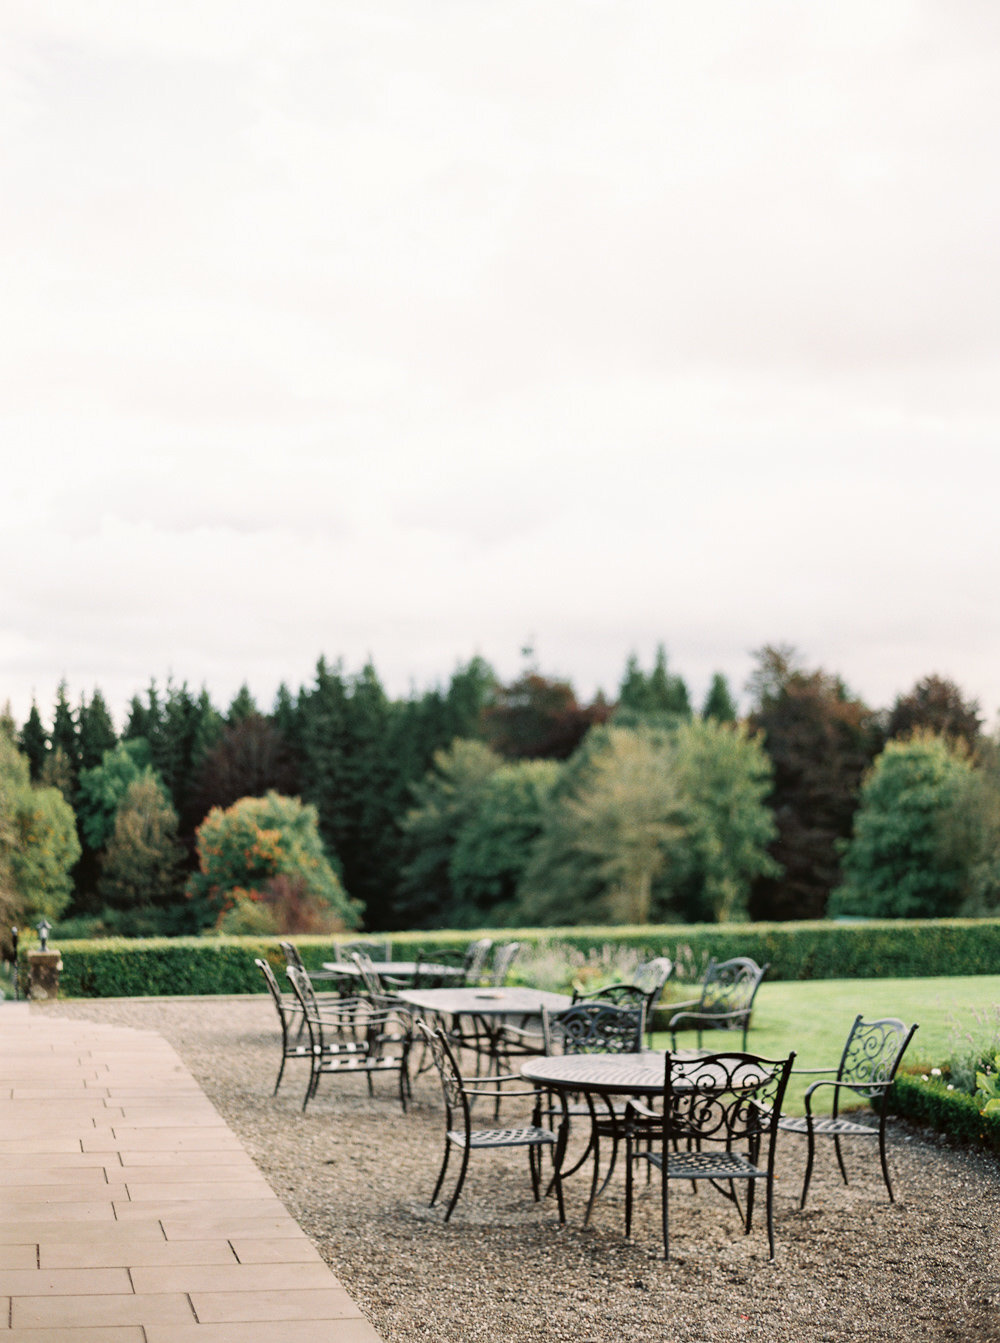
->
[[633, 956, 673, 1001], [490, 941, 521, 987], [667, 956, 769, 1050], [463, 937, 493, 986], [255, 957, 305, 1095], [336, 938, 392, 961], [542, 1001, 645, 1056], [573, 957, 672, 1045], [419, 1018, 469, 1118], [351, 951, 385, 998], [278, 940, 306, 973], [837, 1015, 916, 1103]]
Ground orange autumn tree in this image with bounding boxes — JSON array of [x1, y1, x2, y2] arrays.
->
[[186, 791, 362, 934]]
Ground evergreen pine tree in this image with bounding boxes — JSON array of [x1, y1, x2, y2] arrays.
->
[[18, 702, 48, 781], [702, 673, 738, 723], [78, 690, 117, 770], [227, 684, 258, 724], [50, 681, 81, 793]]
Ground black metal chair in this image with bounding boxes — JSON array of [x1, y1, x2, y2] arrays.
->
[[625, 1050, 796, 1260], [435, 938, 494, 1062], [538, 1001, 647, 1217], [666, 956, 769, 1051], [488, 941, 521, 987], [778, 1014, 919, 1207], [286, 965, 412, 1112], [279, 940, 354, 999], [255, 957, 310, 1095], [572, 956, 673, 1047], [416, 1021, 568, 1223]]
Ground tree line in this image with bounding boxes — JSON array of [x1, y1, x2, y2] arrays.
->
[[1, 644, 997, 949]]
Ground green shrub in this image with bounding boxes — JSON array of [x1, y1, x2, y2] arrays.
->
[[890, 1071, 1000, 1154]]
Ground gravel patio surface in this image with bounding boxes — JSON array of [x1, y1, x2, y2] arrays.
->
[[39, 994, 1000, 1343]]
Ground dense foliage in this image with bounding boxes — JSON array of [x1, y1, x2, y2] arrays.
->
[[3, 648, 999, 939], [186, 792, 361, 934]]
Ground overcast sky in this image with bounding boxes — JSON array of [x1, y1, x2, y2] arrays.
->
[[3, 1, 1000, 731]]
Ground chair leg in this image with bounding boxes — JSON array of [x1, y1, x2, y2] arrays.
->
[[833, 1134, 849, 1186], [551, 1122, 568, 1224], [444, 1144, 472, 1221], [273, 1056, 286, 1096], [429, 1141, 452, 1208], [765, 1176, 776, 1262], [799, 1124, 816, 1208], [878, 1113, 895, 1202]]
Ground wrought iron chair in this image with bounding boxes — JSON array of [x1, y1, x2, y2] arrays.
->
[[462, 937, 494, 986], [436, 938, 495, 1063], [488, 941, 522, 986], [778, 1014, 918, 1206], [625, 1050, 796, 1260], [537, 1001, 647, 1217], [279, 939, 354, 996], [666, 957, 769, 1051], [255, 957, 310, 1095], [416, 1021, 568, 1223], [286, 965, 412, 1112], [572, 956, 673, 1046]]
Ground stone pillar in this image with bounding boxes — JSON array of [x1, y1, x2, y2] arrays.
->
[[27, 950, 63, 1000]]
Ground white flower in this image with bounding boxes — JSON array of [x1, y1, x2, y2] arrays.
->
[[947, 1084, 955, 1091], [931, 1067, 942, 1077], [921, 1074, 930, 1082]]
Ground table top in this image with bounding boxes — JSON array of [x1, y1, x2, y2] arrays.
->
[[321, 961, 465, 980], [520, 1050, 720, 1096], [393, 986, 572, 1018]]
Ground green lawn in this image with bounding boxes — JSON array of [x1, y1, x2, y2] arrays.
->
[[653, 974, 1000, 1113]]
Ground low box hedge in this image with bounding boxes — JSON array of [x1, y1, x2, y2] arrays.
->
[[889, 1072, 1000, 1155], [21, 915, 1000, 999]]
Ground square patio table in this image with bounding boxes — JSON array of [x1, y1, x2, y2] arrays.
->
[[394, 986, 573, 1084]]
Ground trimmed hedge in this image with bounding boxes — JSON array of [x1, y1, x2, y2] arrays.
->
[[22, 937, 285, 999], [391, 917, 1000, 982], [20, 916, 1000, 999], [890, 1072, 1000, 1155]]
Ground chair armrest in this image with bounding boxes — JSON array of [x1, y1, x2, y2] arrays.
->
[[624, 1097, 658, 1121], [802, 1077, 893, 1109], [667, 1006, 749, 1029], [460, 1084, 539, 1100]]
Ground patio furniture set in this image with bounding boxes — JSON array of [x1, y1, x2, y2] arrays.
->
[[257, 942, 918, 1260]]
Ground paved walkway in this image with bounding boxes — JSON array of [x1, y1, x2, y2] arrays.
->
[[0, 1001, 386, 1342]]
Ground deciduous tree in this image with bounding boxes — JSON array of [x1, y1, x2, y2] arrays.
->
[[186, 791, 360, 932], [886, 675, 982, 752], [746, 646, 880, 920]]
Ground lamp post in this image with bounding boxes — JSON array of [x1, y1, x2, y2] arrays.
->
[[27, 919, 61, 1000]]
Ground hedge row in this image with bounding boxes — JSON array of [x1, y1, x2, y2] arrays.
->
[[18, 916, 1000, 999], [393, 917, 1000, 981], [889, 1072, 1000, 1155]]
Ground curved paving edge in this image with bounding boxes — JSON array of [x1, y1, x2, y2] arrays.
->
[[0, 1001, 386, 1343]]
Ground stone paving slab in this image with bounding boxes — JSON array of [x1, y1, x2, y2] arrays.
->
[[0, 1003, 387, 1341]]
